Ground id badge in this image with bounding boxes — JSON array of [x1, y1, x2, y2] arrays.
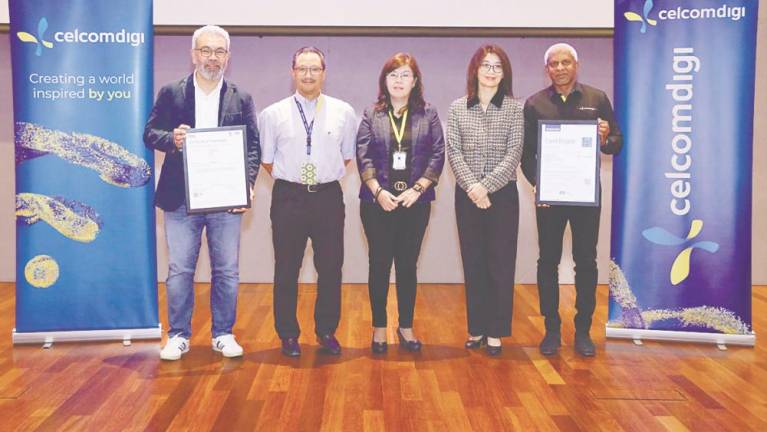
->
[[392, 151, 407, 170], [300, 162, 318, 185]]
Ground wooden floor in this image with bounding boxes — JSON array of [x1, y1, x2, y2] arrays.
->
[[1, 282, 766, 431]]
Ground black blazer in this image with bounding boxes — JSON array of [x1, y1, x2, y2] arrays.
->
[[143, 74, 260, 211]]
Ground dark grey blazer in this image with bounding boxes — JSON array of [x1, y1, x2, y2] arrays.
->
[[143, 74, 260, 211]]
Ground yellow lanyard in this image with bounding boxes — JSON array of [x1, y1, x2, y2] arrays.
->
[[388, 109, 408, 151]]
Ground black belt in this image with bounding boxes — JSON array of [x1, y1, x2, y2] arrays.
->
[[276, 179, 338, 193], [391, 181, 409, 192]]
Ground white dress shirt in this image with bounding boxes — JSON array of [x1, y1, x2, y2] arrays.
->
[[259, 92, 358, 184], [193, 72, 223, 128]]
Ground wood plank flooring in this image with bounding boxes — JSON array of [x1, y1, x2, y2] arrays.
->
[[0, 282, 765, 431]]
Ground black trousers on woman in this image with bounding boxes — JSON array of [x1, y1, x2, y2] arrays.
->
[[360, 202, 430, 328], [455, 183, 519, 338]]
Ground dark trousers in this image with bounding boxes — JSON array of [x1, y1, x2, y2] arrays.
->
[[360, 202, 430, 328], [535, 205, 600, 334], [270, 180, 345, 339], [455, 183, 519, 338]]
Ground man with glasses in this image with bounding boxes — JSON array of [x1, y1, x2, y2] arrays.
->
[[144, 25, 260, 360], [259, 47, 357, 357], [521, 43, 622, 357]]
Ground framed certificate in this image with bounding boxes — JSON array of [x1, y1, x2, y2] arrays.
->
[[536, 120, 600, 207], [182, 125, 250, 213]]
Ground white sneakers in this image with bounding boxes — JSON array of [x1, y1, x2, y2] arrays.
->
[[212, 334, 244, 358], [160, 334, 244, 360], [160, 335, 190, 360]]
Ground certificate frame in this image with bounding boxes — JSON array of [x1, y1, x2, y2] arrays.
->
[[182, 125, 251, 214], [536, 119, 600, 207]]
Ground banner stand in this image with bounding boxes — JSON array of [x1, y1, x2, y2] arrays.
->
[[606, 327, 755, 347], [13, 325, 162, 346]]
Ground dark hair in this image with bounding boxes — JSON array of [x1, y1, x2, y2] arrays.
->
[[466, 44, 513, 100], [374, 52, 426, 113], [291, 46, 326, 70]]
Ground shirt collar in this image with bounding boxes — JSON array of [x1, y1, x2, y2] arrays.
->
[[192, 72, 223, 96], [467, 91, 505, 109], [547, 82, 583, 102], [293, 91, 321, 108]]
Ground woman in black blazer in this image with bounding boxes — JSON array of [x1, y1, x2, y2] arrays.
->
[[356, 53, 445, 353]]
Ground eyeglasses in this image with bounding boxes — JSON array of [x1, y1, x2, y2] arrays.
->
[[480, 63, 503, 74], [386, 71, 414, 81], [195, 47, 228, 59], [294, 66, 324, 76]]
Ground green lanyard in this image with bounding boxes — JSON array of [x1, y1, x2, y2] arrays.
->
[[388, 109, 408, 151]]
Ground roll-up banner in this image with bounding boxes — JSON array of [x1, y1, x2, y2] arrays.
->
[[10, 0, 160, 343], [609, 0, 757, 345]]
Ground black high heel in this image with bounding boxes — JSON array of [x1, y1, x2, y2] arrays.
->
[[397, 328, 422, 352], [464, 335, 486, 349], [371, 338, 388, 354]]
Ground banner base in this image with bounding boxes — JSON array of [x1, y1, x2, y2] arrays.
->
[[606, 327, 755, 347], [12, 324, 162, 345]]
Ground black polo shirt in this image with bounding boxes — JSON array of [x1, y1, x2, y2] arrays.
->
[[521, 82, 623, 187]]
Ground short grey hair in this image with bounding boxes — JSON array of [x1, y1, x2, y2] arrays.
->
[[544, 43, 578, 65], [292, 46, 326, 70], [192, 25, 230, 51]]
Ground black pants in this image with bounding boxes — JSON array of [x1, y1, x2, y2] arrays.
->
[[455, 183, 519, 338], [360, 202, 430, 328], [535, 205, 600, 334], [270, 180, 344, 338]]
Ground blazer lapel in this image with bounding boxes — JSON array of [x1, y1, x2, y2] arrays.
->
[[182, 74, 196, 128], [376, 110, 392, 154], [410, 109, 424, 149], [218, 80, 232, 126]]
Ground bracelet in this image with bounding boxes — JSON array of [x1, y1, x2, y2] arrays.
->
[[412, 183, 425, 194], [374, 186, 383, 200]]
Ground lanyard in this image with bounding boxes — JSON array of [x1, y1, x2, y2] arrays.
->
[[388, 108, 408, 151], [294, 97, 317, 156]]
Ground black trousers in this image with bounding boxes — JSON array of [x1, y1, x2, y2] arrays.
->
[[360, 202, 430, 328], [455, 183, 519, 338], [535, 205, 600, 334], [270, 180, 345, 338]]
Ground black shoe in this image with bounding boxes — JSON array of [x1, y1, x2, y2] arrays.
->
[[574, 333, 596, 357], [371, 339, 388, 354], [539, 332, 561, 356], [397, 328, 422, 352], [485, 339, 503, 356], [281, 337, 301, 357], [464, 335, 486, 349], [317, 334, 342, 355]]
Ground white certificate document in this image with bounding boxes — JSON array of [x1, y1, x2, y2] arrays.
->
[[183, 126, 250, 213], [536, 120, 600, 206]]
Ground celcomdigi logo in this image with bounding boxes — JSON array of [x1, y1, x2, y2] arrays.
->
[[642, 219, 719, 285], [625, 0, 748, 33], [17, 17, 54, 56], [16, 17, 146, 56]]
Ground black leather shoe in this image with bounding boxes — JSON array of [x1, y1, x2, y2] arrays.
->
[[485, 340, 503, 356], [371, 339, 388, 354], [397, 328, 422, 352], [574, 333, 596, 357], [539, 332, 561, 356], [464, 335, 486, 349], [317, 334, 342, 355], [281, 337, 301, 357]]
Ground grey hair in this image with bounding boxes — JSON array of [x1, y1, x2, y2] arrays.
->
[[544, 43, 578, 65], [292, 46, 326, 70], [192, 25, 230, 51]]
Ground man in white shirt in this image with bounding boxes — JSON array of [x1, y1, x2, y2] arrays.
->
[[259, 46, 357, 357], [144, 25, 260, 360]]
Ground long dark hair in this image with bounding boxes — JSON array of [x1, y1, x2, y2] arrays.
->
[[466, 44, 513, 101], [374, 52, 426, 113]]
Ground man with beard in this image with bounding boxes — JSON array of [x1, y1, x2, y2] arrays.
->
[[259, 47, 357, 357], [521, 43, 622, 357], [144, 25, 260, 360]]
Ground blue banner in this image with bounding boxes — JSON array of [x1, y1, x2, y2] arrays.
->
[[609, 0, 757, 341], [10, 0, 158, 336]]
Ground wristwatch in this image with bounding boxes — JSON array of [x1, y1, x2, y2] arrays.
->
[[412, 183, 425, 194]]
